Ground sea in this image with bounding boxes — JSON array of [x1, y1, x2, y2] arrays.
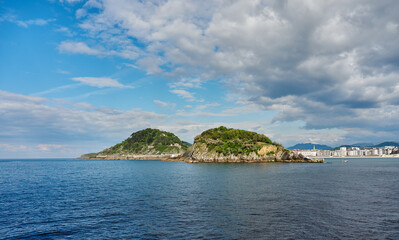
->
[[1, 158, 398, 239]]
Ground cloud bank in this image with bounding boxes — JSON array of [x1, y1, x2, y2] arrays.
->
[[0, 90, 165, 143], [0, 89, 349, 158], [65, 0, 399, 142]]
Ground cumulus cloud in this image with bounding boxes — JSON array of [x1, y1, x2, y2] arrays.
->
[[67, 0, 399, 143], [0, 89, 365, 157], [71, 77, 132, 88], [0, 90, 166, 143]]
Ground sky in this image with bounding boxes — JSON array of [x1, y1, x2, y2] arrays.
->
[[1, 0, 399, 158]]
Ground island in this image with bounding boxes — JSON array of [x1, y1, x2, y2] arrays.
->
[[80, 126, 323, 163], [80, 128, 188, 160]]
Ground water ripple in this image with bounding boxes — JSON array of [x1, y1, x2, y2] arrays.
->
[[0, 158, 398, 239]]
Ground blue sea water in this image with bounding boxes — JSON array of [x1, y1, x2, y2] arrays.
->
[[0, 158, 398, 239]]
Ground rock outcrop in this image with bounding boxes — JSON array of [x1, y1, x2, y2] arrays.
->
[[173, 126, 323, 163]]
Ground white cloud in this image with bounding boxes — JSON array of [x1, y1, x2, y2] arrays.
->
[[59, 0, 83, 4], [56, 69, 71, 75], [58, 41, 102, 55], [32, 84, 79, 96], [0, 90, 48, 104], [1, 89, 394, 157], [169, 78, 202, 89], [170, 89, 195, 101], [37, 144, 67, 151], [0, 143, 28, 152], [0, 90, 166, 143], [154, 100, 176, 108], [136, 57, 163, 74], [58, 41, 139, 60], [71, 77, 132, 88], [195, 103, 220, 110], [2, 14, 55, 28], [55, 27, 75, 36], [175, 109, 230, 117], [55, 0, 399, 144], [16, 18, 55, 27]]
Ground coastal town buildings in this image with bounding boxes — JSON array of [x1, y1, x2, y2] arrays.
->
[[291, 146, 399, 158]]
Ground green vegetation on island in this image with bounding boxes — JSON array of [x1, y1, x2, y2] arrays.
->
[[194, 126, 284, 156], [80, 126, 322, 163], [180, 126, 315, 163], [79, 153, 98, 159], [99, 128, 188, 156]]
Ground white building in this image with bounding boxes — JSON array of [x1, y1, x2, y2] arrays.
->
[[296, 150, 317, 157]]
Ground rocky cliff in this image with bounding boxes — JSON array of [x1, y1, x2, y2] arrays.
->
[[176, 126, 323, 163]]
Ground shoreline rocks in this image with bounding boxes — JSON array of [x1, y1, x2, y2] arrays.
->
[[81, 152, 324, 163], [168, 151, 323, 163]]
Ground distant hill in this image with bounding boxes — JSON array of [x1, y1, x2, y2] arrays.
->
[[332, 141, 399, 150], [374, 142, 399, 148], [287, 143, 332, 150], [98, 128, 188, 156], [348, 143, 374, 147]]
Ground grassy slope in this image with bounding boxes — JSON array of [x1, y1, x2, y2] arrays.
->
[[101, 128, 187, 155], [194, 126, 286, 156]]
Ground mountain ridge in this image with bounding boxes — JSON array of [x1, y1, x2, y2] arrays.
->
[[287, 143, 332, 150]]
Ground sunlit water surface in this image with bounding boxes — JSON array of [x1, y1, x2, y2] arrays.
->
[[1, 158, 398, 239]]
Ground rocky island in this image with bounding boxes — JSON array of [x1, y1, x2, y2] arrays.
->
[[80, 126, 323, 163], [174, 126, 323, 163], [80, 128, 188, 160]]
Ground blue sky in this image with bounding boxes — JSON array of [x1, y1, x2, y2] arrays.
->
[[1, 0, 399, 158]]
